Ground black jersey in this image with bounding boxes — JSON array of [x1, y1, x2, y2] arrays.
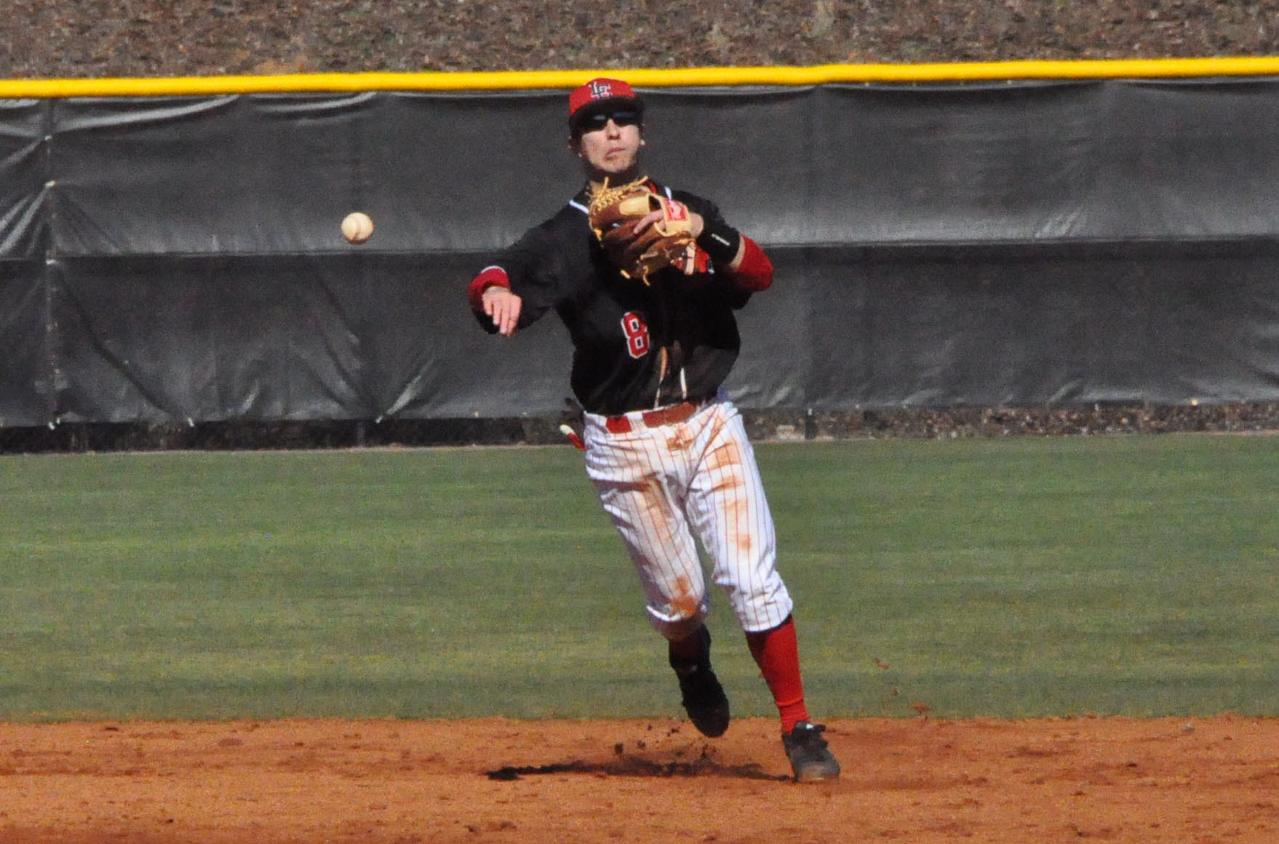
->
[[477, 181, 760, 416]]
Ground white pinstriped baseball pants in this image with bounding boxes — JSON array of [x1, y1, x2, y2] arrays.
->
[[582, 396, 794, 639]]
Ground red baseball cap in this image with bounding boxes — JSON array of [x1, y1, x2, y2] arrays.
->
[[568, 77, 643, 129]]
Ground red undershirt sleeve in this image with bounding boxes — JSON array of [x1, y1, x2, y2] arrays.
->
[[727, 236, 773, 292], [466, 265, 511, 312]]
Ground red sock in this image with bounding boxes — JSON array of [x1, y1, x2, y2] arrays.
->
[[745, 615, 809, 734]]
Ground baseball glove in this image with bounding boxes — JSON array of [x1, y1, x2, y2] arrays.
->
[[588, 178, 700, 283]]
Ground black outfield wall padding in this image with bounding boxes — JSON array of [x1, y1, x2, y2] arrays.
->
[[2, 79, 1278, 426]]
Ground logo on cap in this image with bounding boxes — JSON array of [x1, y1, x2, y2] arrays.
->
[[569, 77, 640, 122]]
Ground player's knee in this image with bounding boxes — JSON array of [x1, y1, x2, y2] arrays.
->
[[665, 615, 707, 642], [649, 608, 708, 642], [730, 582, 793, 632]]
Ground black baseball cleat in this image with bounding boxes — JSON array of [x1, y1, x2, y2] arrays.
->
[[782, 721, 841, 782], [669, 626, 731, 737]]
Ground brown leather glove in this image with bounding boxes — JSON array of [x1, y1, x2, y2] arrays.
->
[[588, 178, 698, 283]]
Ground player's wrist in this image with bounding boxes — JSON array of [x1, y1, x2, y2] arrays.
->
[[727, 236, 772, 291], [468, 265, 511, 311], [695, 220, 741, 269]]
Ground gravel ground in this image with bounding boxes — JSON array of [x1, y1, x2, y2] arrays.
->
[[1, 1, 1275, 78]]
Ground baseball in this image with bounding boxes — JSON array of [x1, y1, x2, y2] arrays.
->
[[341, 211, 374, 244]]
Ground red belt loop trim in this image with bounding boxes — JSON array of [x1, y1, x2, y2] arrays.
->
[[605, 415, 633, 434], [604, 398, 704, 435]]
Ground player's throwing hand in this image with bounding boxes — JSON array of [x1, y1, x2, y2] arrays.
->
[[482, 286, 522, 337]]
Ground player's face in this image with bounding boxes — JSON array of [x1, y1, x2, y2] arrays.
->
[[572, 110, 643, 181]]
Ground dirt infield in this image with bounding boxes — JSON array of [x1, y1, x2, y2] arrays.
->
[[1, 716, 1275, 843]]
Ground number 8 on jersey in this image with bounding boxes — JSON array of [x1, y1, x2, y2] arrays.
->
[[621, 311, 650, 359]]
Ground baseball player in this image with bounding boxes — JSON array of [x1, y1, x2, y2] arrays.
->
[[465, 78, 839, 782]]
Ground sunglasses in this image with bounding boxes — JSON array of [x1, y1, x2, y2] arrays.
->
[[577, 109, 642, 132]]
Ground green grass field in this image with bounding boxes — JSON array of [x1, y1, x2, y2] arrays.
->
[[2, 434, 1276, 722]]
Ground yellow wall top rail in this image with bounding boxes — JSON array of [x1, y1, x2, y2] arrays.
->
[[2, 57, 1278, 98]]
